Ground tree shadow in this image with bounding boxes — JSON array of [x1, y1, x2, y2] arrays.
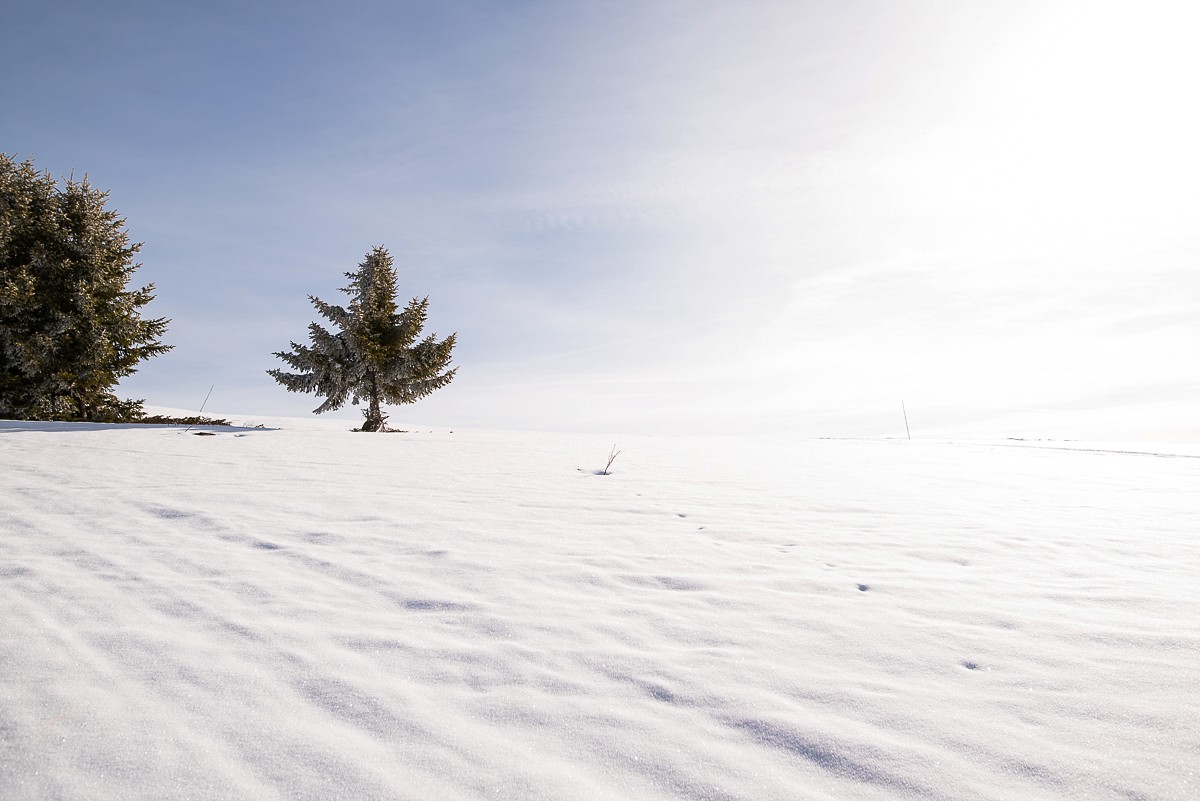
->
[[0, 420, 272, 434]]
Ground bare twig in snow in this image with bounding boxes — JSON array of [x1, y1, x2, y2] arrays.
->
[[601, 445, 622, 475]]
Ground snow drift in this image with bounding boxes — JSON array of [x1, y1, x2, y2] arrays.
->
[[2, 419, 1197, 800]]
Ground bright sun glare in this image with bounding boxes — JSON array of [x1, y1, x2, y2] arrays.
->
[[948, 0, 1199, 230]]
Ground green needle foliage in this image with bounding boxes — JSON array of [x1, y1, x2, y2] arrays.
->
[[0, 154, 171, 421], [268, 246, 457, 431]]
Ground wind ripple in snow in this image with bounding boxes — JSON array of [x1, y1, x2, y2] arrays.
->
[[0, 423, 1197, 801]]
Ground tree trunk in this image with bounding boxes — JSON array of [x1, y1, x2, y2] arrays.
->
[[361, 386, 386, 432]]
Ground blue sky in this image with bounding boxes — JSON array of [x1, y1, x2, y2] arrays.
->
[[3, 0, 1197, 438]]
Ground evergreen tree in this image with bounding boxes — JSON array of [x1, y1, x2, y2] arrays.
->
[[268, 246, 457, 431], [0, 154, 171, 421]]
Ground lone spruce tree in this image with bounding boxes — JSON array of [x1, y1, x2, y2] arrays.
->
[[268, 246, 456, 431], [0, 154, 171, 421]]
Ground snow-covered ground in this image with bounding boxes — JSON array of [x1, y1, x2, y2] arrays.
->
[[2, 415, 1197, 800]]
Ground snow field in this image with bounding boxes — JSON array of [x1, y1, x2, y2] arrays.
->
[[1, 420, 1197, 800]]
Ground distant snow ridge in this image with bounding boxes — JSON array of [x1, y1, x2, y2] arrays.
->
[[2, 420, 1197, 800]]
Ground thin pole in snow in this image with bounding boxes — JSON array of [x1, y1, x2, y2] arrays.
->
[[198, 384, 214, 415], [184, 385, 215, 433], [902, 400, 911, 440]]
